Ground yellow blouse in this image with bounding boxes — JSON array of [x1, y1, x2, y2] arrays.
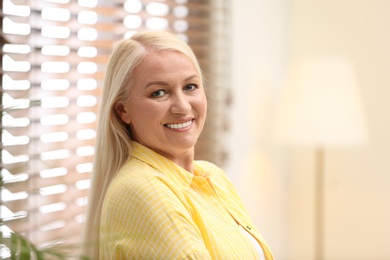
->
[[100, 141, 273, 259]]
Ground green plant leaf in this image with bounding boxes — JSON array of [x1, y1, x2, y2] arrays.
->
[[30, 242, 44, 260], [10, 233, 18, 260], [20, 234, 31, 260]]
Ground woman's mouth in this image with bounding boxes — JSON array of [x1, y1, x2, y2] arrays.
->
[[164, 120, 193, 129]]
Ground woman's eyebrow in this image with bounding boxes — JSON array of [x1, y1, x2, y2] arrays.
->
[[144, 75, 199, 89], [144, 81, 169, 89], [185, 75, 198, 81]]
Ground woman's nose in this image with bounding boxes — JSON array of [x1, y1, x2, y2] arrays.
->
[[170, 92, 191, 114]]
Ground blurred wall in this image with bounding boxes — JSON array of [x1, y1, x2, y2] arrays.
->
[[228, 0, 390, 260], [290, 1, 390, 259], [228, 0, 291, 259]]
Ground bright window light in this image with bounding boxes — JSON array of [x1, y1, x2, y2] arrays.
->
[[78, 46, 97, 57], [76, 162, 93, 173], [41, 149, 70, 160], [76, 146, 94, 157], [78, 0, 97, 8], [174, 20, 189, 33], [1, 205, 15, 219], [39, 202, 66, 214], [41, 61, 70, 73], [77, 112, 96, 124], [3, 75, 30, 90], [41, 96, 69, 108], [76, 129, 96, 140], [77, 28, 98, 41], [40, 220, 66, 232], [77, 62, 98, 74], [41, 45, 70, 56], [3, 17, 30, 35], [146, 2, 169, 16], [1, 189, 28, 202], [75, 213, 85, 225], [77, 78, 97, 90], [78, 11, 98, 24], [3, 0, 30, 16], [3, 55, 30, 72], [46, 0, 70, 3], [40, 167, 67, 178], [39, 185, 67, 196], [146, 17, 168, 30], [124, 31, 138, 39], [1, 169, 28, 183], [3, 44, 30, 54], [40, 132, 69, 143], [75, 214, 84, 224], [1, 225, 13, 238], [2, 150, 29, 164], [41, 7, 70, 21], [41, 114, 69, 126], [124, 0, 142, 13], [2, 130, 29, 146], [2, 93, 29, 109], [2, 114, 30, 128], [41, 79, 70, 90], [75, 179, 91, 190], [124, 15, 142, 29], [41, 25, 70, 39], [75, 197, 87, 207], [77, 95, 97, 107], [173, 5, 189, 18]]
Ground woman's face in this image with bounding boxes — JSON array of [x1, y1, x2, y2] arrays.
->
[[117, 50, 207, 161]]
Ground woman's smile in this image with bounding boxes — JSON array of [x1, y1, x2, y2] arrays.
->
[[164, 119, 193, 130]]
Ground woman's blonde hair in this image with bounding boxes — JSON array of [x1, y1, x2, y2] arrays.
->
[[80, 31, 203, 259]]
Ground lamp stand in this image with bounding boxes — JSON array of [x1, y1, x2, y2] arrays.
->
[[315, 148, 324, 260]]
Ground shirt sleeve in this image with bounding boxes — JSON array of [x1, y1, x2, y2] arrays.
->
[[100, 172, 212, 260]]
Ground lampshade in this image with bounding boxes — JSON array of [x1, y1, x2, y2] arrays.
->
[[274, 56, 368, 147]]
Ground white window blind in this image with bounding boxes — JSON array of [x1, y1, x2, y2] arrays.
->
[[1, 0, 230, 256]]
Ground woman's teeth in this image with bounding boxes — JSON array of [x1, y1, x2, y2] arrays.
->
[[165, 120, 192, 129]]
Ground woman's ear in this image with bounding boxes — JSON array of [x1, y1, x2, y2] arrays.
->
[[114, 102, 131, 124]]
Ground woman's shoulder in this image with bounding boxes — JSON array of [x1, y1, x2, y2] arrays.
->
[[106, 157, 165, 196], [118, 156, 164, 177], [101, 157, 192, 221]]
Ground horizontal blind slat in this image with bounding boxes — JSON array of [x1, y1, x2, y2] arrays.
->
[[5, 202, 86, 235]]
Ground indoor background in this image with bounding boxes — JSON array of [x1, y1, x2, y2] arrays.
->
[[2, 0, 390, 259], [229, 0, 390, 259]]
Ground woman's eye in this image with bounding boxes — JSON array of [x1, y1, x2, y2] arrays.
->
[[184, 84, 198, 91], [151, 90, 166, 97]]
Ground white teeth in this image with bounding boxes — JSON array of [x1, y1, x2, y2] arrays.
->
[[165, 120, 192, 129]]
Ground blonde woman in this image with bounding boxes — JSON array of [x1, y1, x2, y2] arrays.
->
[[81, 31, 273, 259]]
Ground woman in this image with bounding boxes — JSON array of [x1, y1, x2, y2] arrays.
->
[[81, 31, 273, 259]]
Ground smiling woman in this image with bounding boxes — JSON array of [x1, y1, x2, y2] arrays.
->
[[115, 50, 207, 170], [80, 31, 274, 260]]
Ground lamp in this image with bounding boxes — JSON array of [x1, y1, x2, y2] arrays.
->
[[274, 56, 368, 260]]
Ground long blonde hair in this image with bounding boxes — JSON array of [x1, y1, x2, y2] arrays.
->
[[80, 31, 203, 259]]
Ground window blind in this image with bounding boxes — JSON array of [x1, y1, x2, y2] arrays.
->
[[1, 0, 230, 256]]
